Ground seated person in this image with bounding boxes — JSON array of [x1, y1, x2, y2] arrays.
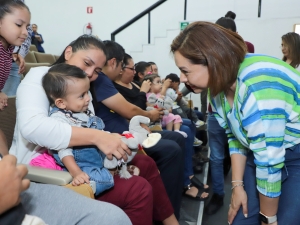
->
[[133, 61, 153, 86], [165, 73, 204, 128], [11, 35, 178, 225], [143, 74, 187, 138], [40, 64, 114, 195], [93, 44, 209, 207]]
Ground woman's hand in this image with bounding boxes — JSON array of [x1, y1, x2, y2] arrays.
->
[[0, 92, 8, 110], [0, 155, 30, 214], [95, 132, 131, 161], [228, 186, 248, 224], [72, 171, 90, 186], [140, 80, 151, 93], [148, 108, 163, 122], [13, 54, 25, 74]]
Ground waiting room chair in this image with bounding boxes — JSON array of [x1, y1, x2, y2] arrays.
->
[[29, 45, 38, 52], [34, 52, 56, 64]]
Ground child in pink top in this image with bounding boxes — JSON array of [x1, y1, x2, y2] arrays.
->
[[145, 74, 187, 138]]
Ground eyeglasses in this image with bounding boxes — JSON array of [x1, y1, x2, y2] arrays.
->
[[123, 66, 135, 71]]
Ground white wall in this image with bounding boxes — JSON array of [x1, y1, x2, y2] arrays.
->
[[25, 0, 300, 108]]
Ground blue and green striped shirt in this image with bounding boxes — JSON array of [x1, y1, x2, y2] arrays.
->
[[210, 54, 300, 198]]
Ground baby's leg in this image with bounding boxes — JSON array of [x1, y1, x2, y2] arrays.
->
[[173, 115, 187, 138], [165, 120, 174, 131]]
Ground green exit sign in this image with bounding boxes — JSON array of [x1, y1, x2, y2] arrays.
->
[[180, 21, 189, 30]]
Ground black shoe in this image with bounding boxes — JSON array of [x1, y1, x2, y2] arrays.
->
[[205, 193, 224, 215], [193, 152, 209, 164]]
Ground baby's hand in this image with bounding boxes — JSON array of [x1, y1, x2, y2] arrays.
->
[[72, 171, 90, 186]]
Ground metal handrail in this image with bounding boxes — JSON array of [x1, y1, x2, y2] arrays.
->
[[111, 0, 167, 43]]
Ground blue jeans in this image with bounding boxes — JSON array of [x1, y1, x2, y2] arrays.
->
[[51, 108, 114, 196], [180, 118, 196, 186], [232, 145, 300, 225], [207, 113, 227, 195], [2, 62, 21, 96]]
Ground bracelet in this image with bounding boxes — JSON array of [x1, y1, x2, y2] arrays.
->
[[231, 180, 243, 183], [231, 184, 244, 190]]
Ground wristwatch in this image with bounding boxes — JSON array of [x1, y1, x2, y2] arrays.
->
[[259, 212, 277, 224]]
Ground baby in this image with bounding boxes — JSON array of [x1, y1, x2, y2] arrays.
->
[[144, 74, 187, 138], [39, 64, 159, 195]]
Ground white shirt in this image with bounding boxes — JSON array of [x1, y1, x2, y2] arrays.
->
[[165, 88, 180, 109], [10, 66, 95, 164]]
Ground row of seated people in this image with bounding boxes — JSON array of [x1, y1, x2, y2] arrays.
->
[[1, 35, 209, 225]]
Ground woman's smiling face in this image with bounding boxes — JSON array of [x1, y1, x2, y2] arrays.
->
[[174, 51, 209, 93]]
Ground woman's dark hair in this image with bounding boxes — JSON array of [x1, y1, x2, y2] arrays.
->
[[215, 17, 236, 32], [165, 73, 180, 83], [142, 74, 160, 83], [134, 61, 151, 82], [53, 35, 107, 65], [0, 0, 30, 20], [282, 32, 300, 68], [42, 64, 86, 106], [123, 53, 133, 67], [225, 11, 236, 20], [103, 40, 125, 66], [148, 61, 156, 65], [170, 21, 247, 96]]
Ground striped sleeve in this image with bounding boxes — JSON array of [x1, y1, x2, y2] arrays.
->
[[209, 94, 248, 156]]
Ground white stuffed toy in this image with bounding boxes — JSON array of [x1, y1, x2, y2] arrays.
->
[[104, 115, 161, 179], [146, 93, 173, 115]]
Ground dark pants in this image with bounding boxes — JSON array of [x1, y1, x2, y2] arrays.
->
[[144, 130, 185, 219], [97, 154, 174, 225], [232, 145, 300, 225]]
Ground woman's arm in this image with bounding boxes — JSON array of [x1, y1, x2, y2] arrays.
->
[[17, 67, 130, 161], [161, 79, 171, 96], [102, 93, 161, 122]]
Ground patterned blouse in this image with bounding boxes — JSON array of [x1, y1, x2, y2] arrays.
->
[[210, 53, 300, 198]]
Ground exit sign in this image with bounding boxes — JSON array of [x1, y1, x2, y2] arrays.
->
[[180, 21, 189, 31], [87, 7, 93, 14]]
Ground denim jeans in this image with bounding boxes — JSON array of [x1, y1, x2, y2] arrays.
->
[[51, 108, 114, 196], [232, 144, 300, 225], [207, 113, 227, 195], [180, 118, 196, 186], [2, 62, 21, 96]]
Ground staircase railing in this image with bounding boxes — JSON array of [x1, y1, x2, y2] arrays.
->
[[111, 0, 167, 44]]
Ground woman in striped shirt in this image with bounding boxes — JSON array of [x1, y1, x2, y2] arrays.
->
[[171, 21, 300, 225]]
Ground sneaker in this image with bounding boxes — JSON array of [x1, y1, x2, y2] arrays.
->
[[195, 120, 205, 128], [193, 137, 203, 146]]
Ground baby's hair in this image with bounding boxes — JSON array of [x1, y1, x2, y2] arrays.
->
[[165, 73, 180, 83], [42, 64, 87, 105], [142, 74, 160, 83], [0, 0, 30, 20]]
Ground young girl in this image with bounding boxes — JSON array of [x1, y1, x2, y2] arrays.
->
[[0, 0, 30, 110], [144, 74, 187, 138]]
